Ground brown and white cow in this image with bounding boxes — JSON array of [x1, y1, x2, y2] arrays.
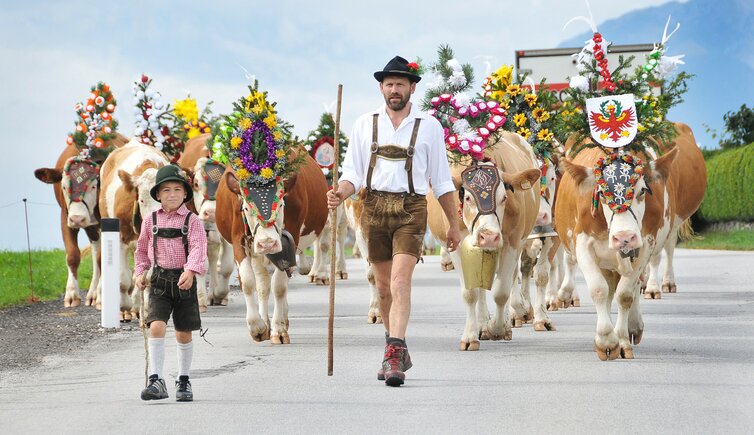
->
[[97, 139, 169, 320], [643, 123, 706, 299], [428, 131, 540, 351], [178, 133, 234, 309], [34, 134, 129, 307], [216, 150, 328, 343], [307, 203, 349, 284], [344, 190, 381, 324], [555, 141, 678, 360]]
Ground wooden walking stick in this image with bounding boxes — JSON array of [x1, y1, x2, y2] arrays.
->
[[328, 84, 343, 376]]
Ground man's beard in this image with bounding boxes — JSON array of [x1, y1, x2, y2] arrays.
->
[[385, 93, 409, 111]]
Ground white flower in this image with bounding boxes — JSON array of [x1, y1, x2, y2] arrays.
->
[[446, 58, 462, 72], [452, 119, 470, 135], [453, 92, 471, 108], [304, 145, 312, 151], [427, 74, 444, 89], [308, 135, 316, 141], [132, 97, 140, 105], [136, 90, 145, 99], [657, 54, 685, 78], [134, 128, 144, 136], [139, 120, 148, 130], [322, 168, 330, 175], [153, 100, 164, 110], [155, 142, 163, 150], [449, 71, 467, 87], [459, 129, 477, 141], [145, 89, 154, 98], [569, 75, 590, 92]]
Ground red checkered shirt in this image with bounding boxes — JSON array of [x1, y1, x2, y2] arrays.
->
[[134, 204, 207, 277]]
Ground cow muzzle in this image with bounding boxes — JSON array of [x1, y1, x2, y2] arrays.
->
[[476, 229, 502, 250], [610, 231, 641, 253], [255, 237, 282, 255]]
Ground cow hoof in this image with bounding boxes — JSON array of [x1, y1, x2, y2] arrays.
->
[[95, 303, 102, 311], [70, 298, 81, 308], [512, 318, 523, 328], [251, 328, 270, 342], [546, 302, 559, 312], [337, 272, 348, 280], [644, 290, 661, 300], [630, 330, 643, 345], [64, 300, 71, 308], [85, 299, 93, 307], [479, 329, 491, 341], [315, 278, 329, 286], [441, 262, 454, 272], [308, 275, 315, 283], [199, 305, 207, 313], [533, 321, 556, 331], [221, 298, 229, 306], [503, 330, 513, 341], [123, 311, 133, 322], [662, 283, 677, 293], [271, 332, 290, 345], [595, 342, 621, 361], [620, 346, 634, 359], [459, 340, 480, 351], [572, 298, 581, 307]]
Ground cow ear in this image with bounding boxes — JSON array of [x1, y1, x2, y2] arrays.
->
[[502, 168, 540, 191], [118, 169, 136, 193], [284, 174, 298, 193], [561, 159, 596, 193], [185, 169, 195, 186], [34, 168, 62, 184], [224, 172, 241, 195], [648, 147, 678, 183]]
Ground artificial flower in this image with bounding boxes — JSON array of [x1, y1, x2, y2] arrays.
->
[[517, 127, 531, 140], [524, 94, 538, 107], [537, 128, 554, 142], [513, 113, 527, 127], [230, 137, 242, 149], [260, 167, 274, 179], [506, 84, 521, 96], [532, 107, 550, 122]]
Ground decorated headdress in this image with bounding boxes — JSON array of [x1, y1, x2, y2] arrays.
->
[[65, 82, 119, 162], [421, 45, 508, 164], [304, 111, 348, 182], [132, 74, 185, 162], [173, 95, 217, 145], [211, 80, 303, 227]]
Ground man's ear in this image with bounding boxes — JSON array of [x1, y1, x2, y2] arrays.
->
[[224, 172, 240, 195], [561, 159, 596, 194]]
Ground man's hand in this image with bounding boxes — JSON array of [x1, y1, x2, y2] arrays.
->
[[178, 270, 195, 290], [326, 189, 343, 210], [446, 226, 461, 252], [135, 273, 148, 291]]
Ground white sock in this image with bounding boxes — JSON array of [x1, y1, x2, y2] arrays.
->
[[177, 341, 193, 378], [148, 337, 165, 379]]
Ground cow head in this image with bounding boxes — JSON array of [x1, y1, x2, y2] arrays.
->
[[35, 157, 101, 229], [225, 171, 292, 255], [118, 161, 164, 225], [562, 148, 677, 255], [191, 157, 226, 225], [458, 162, 540, 250], [535, 155, 558, 226]]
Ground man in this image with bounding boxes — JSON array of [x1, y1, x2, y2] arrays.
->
[[327, 55, 461, 387]]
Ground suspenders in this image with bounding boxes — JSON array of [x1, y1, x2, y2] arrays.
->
[[366, 113, 422, 196], [151, 211, 192, 270]]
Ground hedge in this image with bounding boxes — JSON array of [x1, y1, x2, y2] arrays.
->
[[698, 142, 754, 223]]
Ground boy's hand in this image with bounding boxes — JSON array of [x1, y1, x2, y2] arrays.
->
[[178, 270, 195, 290], [135, 274, 147, 290]]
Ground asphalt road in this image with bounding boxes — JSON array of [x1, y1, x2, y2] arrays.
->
[[1, 248, 753, 434]]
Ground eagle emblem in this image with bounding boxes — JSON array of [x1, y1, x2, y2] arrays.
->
[[586, 94, 638, 148]]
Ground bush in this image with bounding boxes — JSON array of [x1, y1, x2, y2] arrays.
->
[[698, 142, 754, 223]]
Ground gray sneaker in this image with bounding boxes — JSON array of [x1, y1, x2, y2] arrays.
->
[[377, 335, 412, 381], [141, 375, 168, 401], [175, 375, 193, 402]]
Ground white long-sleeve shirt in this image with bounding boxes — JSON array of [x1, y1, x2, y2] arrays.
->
[[340, 103, 456, 199]]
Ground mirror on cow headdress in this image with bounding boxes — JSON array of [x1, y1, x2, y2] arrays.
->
[[202, 159, 225, 201], [593, 152, 644, 215], [62, 156, 99, 204], [460, 164, 500, 215], [265, 229, 297, 276], [241, 179, 285, 227]]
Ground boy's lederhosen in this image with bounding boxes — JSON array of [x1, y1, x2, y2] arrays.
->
[[361, 114, 428, 263], [145, 211, 202, 331]]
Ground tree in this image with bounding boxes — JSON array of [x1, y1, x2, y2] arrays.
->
[[719, 104, 754, 150]]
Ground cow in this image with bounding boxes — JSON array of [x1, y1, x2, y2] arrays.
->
[[643, 123, 706, 299], [177, 133, 234, 309], [344, 190, 381, 324], [555, 139, 678, 360], [427, 131, 541, 351], [34, 133, 129, 307], [216, 149, 328, 343], [97, 139, 169, 320], [308, 204, 349, 284]]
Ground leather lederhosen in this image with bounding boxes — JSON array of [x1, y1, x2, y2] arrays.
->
[[150, 211, 192, 293]]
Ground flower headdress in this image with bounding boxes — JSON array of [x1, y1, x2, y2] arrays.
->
[[132, 74, 184, 162], [172, 96, 218, 147], [304, 112, 348, 182], [421, 45, 507, 164], [66, 82, 119, 162]]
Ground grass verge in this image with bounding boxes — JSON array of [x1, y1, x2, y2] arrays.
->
[[679, 229, 754, 251]]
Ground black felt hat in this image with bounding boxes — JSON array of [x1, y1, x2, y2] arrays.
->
[[374, 55, 422, 83], [150, 164, 193, 203]]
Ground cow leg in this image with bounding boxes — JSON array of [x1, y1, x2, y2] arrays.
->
[[546, 245, 564, 311], [511, 241, 537, 327], [122, 244, 135, 321], [213, 239, 234, 306], [533, 238, 555, 332], [85, 237, 101, 308], [252, 256, 272, 336], [661, 229, 678, 293], [576, 238, 620, 361], [366, 265, 382, 324], [314, 235, 330, 285], [61, 220, 82, 308], [486, 247, 518, 341], [460, 285, 481, 351], [239, 258, 268, 341], [440, 245, 454, 271], [614, 274, 642, 359], [269, 268, 291, 344], [336, 213, 349, 280], [557, 251, 579, 308], [644, 249, 663, 300]]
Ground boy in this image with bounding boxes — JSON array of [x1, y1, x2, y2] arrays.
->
[[134, 164, 207, 401]]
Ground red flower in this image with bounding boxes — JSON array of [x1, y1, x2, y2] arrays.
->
[[406, 62, 419, 73]]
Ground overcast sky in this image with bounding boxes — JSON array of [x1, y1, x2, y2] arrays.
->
[[1, 0, 688, 250]]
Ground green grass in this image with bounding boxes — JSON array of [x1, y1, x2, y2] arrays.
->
[[679, 229, 754, 251], [0, 249, 93, 308]]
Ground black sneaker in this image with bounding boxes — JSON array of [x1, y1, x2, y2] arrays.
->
[[141, 374, 168, 401], [377, 334, 412, 381], [175, 375, 193, 402]]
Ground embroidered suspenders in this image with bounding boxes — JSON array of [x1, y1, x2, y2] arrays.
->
[[151, 211, 192, 271], [365, 114, 422, 195]]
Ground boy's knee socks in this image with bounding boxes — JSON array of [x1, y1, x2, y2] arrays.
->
[[148, 337, 165, 379], [177, 341, 193, 377]]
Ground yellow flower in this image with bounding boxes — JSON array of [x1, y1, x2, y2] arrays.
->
[[251, 105, 263, 115], [532, 107, 550, 122], [230, 137, 242, 149], [187, 127, 201, 139], [236, 168, 250, 180], [275, 149, 286, 158], [513, 113, 527, 127], [491, 64, 513, 89], [239, 118, 252, 130], [524, 94, 538, 108], [174, 98, 199, 123], [506, 84, 521, 96], [264, 115, 277, 129], [500, 100, 511, 110], [638, 123, 647, 132], [273, 131, 283, 141], [233, 157, 242, 167], [260, 167, 274, 179], [537, 128, 554, 142], [517, 127, 531, 140]]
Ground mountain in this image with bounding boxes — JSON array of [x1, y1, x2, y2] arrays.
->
[[560, 0, 754, 149]]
